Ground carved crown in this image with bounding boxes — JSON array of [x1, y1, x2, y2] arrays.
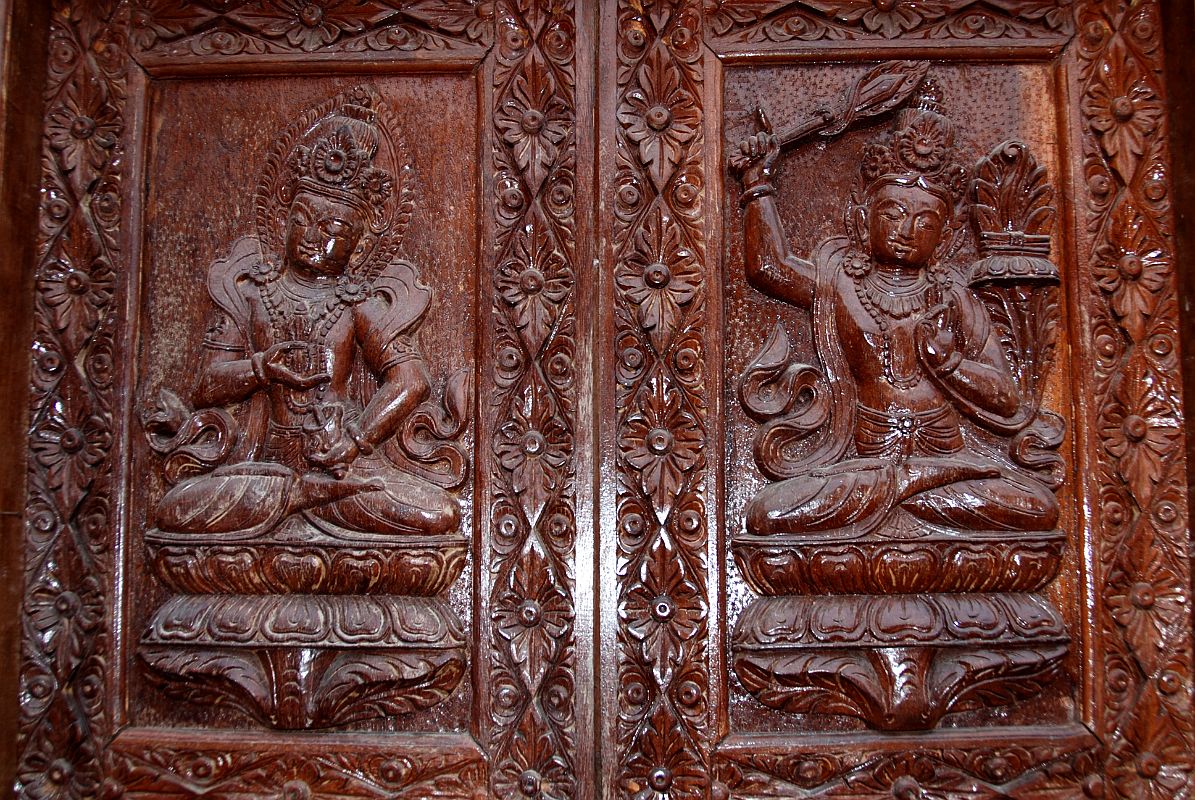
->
[[858, 79, 968, 207], [255, 85, 415, 281], [285, 93, 394, 232]]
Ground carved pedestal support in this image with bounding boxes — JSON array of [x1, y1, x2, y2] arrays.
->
[[140, 594, 466, 730], [140, 524, 470, 729], [733, 592, 1068, 730]]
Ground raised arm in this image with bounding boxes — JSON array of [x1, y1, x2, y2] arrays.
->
[[736, 131, 816, 309]]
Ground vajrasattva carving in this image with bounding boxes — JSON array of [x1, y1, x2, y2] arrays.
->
[[140, 85, 471, 730]]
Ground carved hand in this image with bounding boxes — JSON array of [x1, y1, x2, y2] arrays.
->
[[915, 300, 966, 376], [309, 433, 360, 477], [734, 131, 780, 189], [253, 341, 330, 390]]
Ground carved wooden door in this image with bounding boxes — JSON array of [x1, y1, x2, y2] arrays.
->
[[15, 1, 1195, 798]]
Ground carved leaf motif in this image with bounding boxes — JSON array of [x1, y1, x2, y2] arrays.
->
[[622, 702, 706, 799], [1082, 38, 1164, 182], [1094, 202, 1169, 341], [802, 0, 951, 37], [497, 210, 572, 352], [620, 376, 703, 522], [1099, 363, 1181, 505], [623, 536, 704, 682], [972, 140, 1054, 237], [494, 547, 571, 688], [617, 40, 698, 192], [495, 381, 569, 525], [497, 50, 570, 193], [617, 205, 700, 354], [313, 651, 466, 726], [493, 714, 573, 800]]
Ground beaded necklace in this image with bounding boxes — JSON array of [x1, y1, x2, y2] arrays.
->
[[848, 255, 950, 390]]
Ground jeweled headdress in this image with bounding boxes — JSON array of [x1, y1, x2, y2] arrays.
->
[[857, 79, 968, 208], [255, 85, 415, 280]]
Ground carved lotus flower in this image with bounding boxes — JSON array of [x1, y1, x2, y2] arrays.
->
[[27, 573, 103, 678], [618, 41, 699, 191], [39, 256, 115, 351], [46, 81, 120, 182], [622, 703, 706, 799], [617, 208, 699, 354], [19, 752, 98, 800], [620, 377, 702, 520], [804, 0, 949, 38], [624, 538, 703, 682], [494, 548, 571, 686], [1107, 544, 1187, 675], [496, 388, 569, 523], [497, 52, 569, 193], [895, 115, 948, 171], [1100, 365, 1180, 503], [229, 0, 381, 51], [1083, 39, 1164, 180], [493, 716, 572, 800], [1094, 205, 1167, 339], [311, 128, 362, 185], [498, 218, 571, 352], [32, 406, 112, 494]]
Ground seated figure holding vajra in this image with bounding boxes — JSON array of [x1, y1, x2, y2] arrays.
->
[[733, 82, 1059, 538], [146, 88, 463, 540]]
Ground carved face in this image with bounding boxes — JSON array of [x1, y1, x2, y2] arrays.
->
[[284, 191, 365, 277], [866, 182, 947, 269]]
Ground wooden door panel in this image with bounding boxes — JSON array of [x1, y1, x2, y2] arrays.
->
[[599, 3, 1193, 798], [18, 2, 589, 797], [13, 2, 1195, 799]]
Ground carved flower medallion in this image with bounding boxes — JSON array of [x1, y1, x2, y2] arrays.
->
[[618, 42, 699, 191], [617, 209, 700, 354]]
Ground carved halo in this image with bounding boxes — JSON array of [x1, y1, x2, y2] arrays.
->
[[253, 85, 416, 282]]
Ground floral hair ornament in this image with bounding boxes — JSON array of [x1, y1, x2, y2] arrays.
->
[[848, 78, 969, 264], [254, 85, 416, 283]]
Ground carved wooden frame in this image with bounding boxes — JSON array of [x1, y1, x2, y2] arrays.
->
[[600, 1, 1193, 798], [14, 0, 1194, 798], [17, 1, 590, 797]]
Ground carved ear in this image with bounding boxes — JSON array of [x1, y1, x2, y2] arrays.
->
[[846, 192, 868, 248]]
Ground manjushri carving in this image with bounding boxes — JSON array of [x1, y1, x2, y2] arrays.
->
[[730, 67, 1069, 730], [138, 86, 471, 729]]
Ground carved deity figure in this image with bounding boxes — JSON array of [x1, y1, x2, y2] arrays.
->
[[734, 81, 1060, 539], [146, 87, 464, 540]]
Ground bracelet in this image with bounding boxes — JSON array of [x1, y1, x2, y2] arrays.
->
[[933, 351, 964, 378], [345, 422, 374, 456], [740, 183, 775, 206], [250, 352, 268, 386]]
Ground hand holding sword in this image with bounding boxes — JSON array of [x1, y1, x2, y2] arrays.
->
[[730, 61, 930, 180]]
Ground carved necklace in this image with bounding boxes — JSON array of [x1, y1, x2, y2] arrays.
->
[[252, 262, 371, 414], [849, 257, 950, 390]]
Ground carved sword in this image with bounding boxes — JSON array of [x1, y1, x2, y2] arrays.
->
[[730, 60, 930, 171]]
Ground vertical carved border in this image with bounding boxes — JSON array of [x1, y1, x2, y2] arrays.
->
[[18, 2, 127, 797], [608, 1, 712, 795], [1071, 1, 1195, 797], [483, 0, 581, 796]]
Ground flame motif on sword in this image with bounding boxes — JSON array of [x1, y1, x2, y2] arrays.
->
[[729, 60, 930, 170]]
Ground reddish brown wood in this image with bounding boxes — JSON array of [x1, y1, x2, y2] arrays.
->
[[0, 0, 50, 792], [8, 2, 1195, 799]]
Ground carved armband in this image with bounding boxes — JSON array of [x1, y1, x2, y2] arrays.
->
[[740, 181, 775, 206]]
